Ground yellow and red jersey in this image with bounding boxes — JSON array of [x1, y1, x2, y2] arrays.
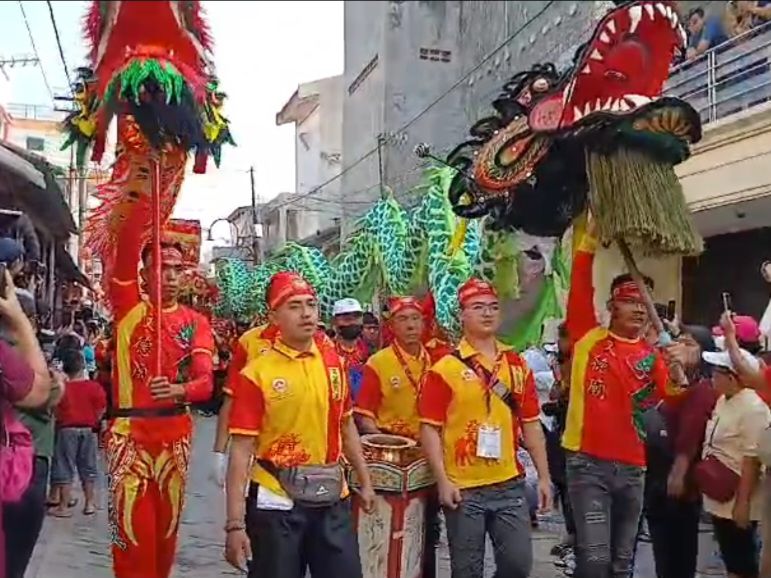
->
[[223, 324, 278, 396], [110, 277, 215, 442], [418, 339, 540, 490], [561, 234, 675, 467], [355, 342, 431, 440], [228, 339, 352, 497]]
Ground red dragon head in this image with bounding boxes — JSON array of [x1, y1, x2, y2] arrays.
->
[[446, 0, 700, 245]]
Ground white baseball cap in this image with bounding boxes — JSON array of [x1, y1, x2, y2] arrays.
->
[[333, 298, 363, 316], [702, 348, 760, 374]]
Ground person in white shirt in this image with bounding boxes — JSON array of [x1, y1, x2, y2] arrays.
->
[[701, 349, 771, 578]]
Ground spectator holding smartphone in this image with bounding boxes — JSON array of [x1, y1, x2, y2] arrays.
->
[[0, 267, 52, 578]]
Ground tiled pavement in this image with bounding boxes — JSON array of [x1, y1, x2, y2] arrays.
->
[[26, 417, 724, 578]]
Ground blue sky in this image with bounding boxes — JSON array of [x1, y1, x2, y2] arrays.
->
[[0, 0, 344, 235]]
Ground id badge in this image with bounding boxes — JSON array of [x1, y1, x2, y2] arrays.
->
[[476, 424, 502, 459]]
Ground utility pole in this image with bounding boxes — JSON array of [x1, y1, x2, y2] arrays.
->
[[77, 165, 87, 267], [249, 166, 261, 265], [0, 55, 39, 80], [377, 133, 386, 199]]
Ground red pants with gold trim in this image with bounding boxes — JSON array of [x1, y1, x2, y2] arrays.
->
[[105, 431, 191, 578]]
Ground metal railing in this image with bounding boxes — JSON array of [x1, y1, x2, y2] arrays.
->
[[667, 22, 771, 125]]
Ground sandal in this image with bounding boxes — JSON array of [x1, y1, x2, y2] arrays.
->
[[47, 498, 78, 509], [49, 508, 73, 518], [83, 506, 97, 516]]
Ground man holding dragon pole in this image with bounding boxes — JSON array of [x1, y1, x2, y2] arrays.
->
[[61, 2, 233, 577]]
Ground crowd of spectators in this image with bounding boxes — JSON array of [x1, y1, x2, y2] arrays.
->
[[684, 1, 771, 62]]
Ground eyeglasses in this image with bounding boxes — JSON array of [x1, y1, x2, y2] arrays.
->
[[467, 303, 500, 314]]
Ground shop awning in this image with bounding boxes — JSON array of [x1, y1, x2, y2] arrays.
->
[[0, 141, 77, 241]]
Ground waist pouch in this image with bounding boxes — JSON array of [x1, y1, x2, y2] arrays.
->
[[259, 460, 343, 507]]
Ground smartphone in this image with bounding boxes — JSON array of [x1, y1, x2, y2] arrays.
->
[[0, 263, 7, 296], [722, 292, 733, 313], [666, 300, 676, 321]]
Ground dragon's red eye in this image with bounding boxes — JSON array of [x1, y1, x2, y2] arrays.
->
[[605, 70, 628, 82]]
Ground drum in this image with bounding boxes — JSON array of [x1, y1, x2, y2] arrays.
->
[[351, 433, 434, 578]]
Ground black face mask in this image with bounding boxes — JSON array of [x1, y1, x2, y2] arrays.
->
[[338, 325, 363, 341]]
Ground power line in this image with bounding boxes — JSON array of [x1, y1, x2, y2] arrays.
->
[[17, 0, 53, 101], [46, 0, 72, 89], [264, 0, 557, 215]]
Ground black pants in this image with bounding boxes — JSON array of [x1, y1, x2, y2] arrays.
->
[[712, 515, 759, 577], [4, 456, 49, 578], [645, 489, 701, 578], [245, 485, 362, 578], [423, 491, 440, 578]]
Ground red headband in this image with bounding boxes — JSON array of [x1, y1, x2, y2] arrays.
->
[[611, 280, 644, 302], [266, 272, 316, 310], [458, 278, 498, 307], [388, 296, 422, 316]]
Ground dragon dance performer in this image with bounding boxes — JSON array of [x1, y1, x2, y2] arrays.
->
[[561, 219, 682, 578], [211, 321, 335, 486], [225, 271, 374, 577], [355, 295, 444, 578], [105, 232, 214, 578]]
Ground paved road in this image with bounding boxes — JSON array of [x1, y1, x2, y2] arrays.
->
[[26, 417, 724, 578]]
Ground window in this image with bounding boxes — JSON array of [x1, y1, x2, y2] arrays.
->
[[25, 136, 45, 152], [419, 48, 452, 63]]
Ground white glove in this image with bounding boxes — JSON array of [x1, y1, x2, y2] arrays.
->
[[210, 451, 228, 488]]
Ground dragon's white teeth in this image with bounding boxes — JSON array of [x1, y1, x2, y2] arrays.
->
[[611, 99, 623, 112], [581, 64, 591, 75], [643, 4, 655, 20], [590, 49, 603, 62], [599, 31, 611, 44], [583, 101, 593, 116], [629, 5, 643, 34], [603, 97, 614, 110], [655, 3, 667, 18], [606, 19, 616, 35], [625, 94, 652, 107], [618, 99, 631, 111], [594, 98, 603, 111], [573, 106, 584, 121]]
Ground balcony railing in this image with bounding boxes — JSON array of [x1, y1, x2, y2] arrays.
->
[[667, 22, 771, 125]]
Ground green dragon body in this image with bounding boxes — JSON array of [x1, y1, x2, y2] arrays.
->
[[215, 166, 568, 349]]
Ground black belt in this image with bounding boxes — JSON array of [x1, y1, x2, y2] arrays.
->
[[108, 406, 189, 419]]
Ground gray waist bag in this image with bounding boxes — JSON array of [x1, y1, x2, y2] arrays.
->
[[259, 460, 343, 507]]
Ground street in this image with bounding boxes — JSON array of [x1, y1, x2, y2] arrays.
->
[[26, 417, 721, 578]]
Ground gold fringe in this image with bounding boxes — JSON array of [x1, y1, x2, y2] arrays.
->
[[586, 147, 703, 256]]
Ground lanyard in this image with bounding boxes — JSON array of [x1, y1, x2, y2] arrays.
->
[[391, 342, 429, 391], [467, 353, 504, 415]]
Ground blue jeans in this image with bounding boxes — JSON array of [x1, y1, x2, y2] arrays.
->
[[51, 427, 98, 485], [566, 452, 645, 578]]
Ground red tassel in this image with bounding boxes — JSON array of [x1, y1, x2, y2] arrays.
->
[[193, 151, 207, 174]]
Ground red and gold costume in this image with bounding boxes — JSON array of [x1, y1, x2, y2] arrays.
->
[[105, 238, 214, 578], [561, 232, 674, 467]]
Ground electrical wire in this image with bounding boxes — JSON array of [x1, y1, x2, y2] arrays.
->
[[263, 1, 557, 215], [17, 0, 54, 102], [46, 0, 72, 89]]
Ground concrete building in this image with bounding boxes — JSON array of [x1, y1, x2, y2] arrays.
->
[[276, 75, 344, 252], [3, 103, 113, 261], [340, 1, 612, 234]]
